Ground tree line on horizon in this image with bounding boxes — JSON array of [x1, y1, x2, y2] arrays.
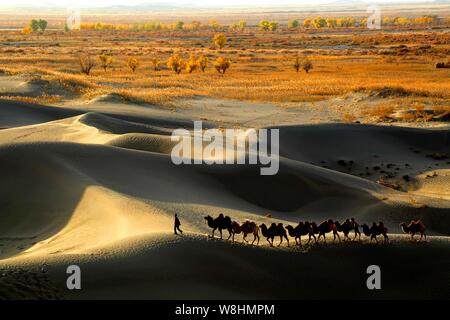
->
[[22, 14, 445, 34]]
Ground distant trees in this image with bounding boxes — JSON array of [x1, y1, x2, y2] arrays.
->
[[302, 59, 313, 73], [38, 19, 48, 32], [288, 20, 299, 29], [303, 19, 312, 28], [175, 21, 185, 30], [210, 20, 220, 31], [292, 56, 313, 73], [239, 20, 247, 31], [312, 17, 327, 28], [186, 54, 198, 73], [30, 19, 40, 32], [28, 19, 48, 33], [127, 57, 140, 72], [259, 20, 278, 31], [98, 55, 113, 72], [213, 33, 227, 49], [151, 57, 160, 71], [22, 26, 32, 35], [197, 55, 208, 72], [79, 54, 95, 75], [214, 57, 230, 74], [167, 54, 185, 74]]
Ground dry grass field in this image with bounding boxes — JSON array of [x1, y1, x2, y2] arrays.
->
[[0, 22, 449, 122]]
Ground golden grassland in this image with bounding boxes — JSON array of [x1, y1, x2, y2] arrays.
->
[[0, 27, 449, 115]]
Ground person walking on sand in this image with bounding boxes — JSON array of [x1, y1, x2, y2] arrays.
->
[[174, 214, 183, 235]]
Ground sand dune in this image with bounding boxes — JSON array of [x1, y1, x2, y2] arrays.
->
[[0, 97, 449, 299]]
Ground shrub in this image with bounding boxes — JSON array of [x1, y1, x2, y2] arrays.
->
[[151, 57, 160, 71], [38, 19, 48, 32], [167, 54, 185, 74], [175, 21, 184, 30], [79, 54, 95, 75], [197, 55, 208, 72], [213, 33, 227, 49], [127, 57, 140, 72], [214, 57, 230, 74], [98, 55, 113, 72], [302, 59, 313, 73], [30, 19, 40, 32], [239, 20, 247, 31], [288, 20, 299, 29], [293, 56, 302, 72], [186, 54, 198, 73], [22, 26, 32, 35]]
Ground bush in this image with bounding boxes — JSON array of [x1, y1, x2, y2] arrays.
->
[[293, 56, 301, 72], [186, 54, 198, 73], [127, 57, 140, 72], [98, 55, 113, 72], [214, 57, 230, 75], [288, 20, 299, 29], [213, 33, 227, 49], [302, 59, 313, 73], [197, 55, 208, 72], [79, 54, 95, 75], [167, 54, 185, 74], [151, 57, 160, 71]]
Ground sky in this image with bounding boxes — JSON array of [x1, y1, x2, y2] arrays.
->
[[0, 0, 436, 8]]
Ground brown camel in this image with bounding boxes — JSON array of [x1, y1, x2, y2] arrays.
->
[[259, 222, 289, 247], [317, 219, 340, 242], [362, 222, 389, 243], [400, 219, 426, 241], [204, 214, 233, 240], [335, 218, 361, 241], [231, 220, 260, 245], [285, 221, 316, 245]]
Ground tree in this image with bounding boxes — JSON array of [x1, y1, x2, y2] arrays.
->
[[259, 20, 270, 31], [79, 54, 95, 75], [239, 20, 247, 31], [64, 23, 70, 32], [186, 54, 198, 73], [214, 57, 230, 75], [302, 59, 313, 73], [326, 18, 337, 28], [213, 33, 227, 49], [293, 56, 302, 72], [22, 26, 32, 35], [151, 57, 160, 71], [288, 20, 299, 29], [312, 17, 326, 28], [38, 19, 48, 32], [167, 54, 185, 74], [175, 21, 184, 30], [210, 20, 220, 31], [197, 55, 208, 72], [30, 19, 40, 32], [303, 19, 312, 28], [268, 22, 279, 31], [98, 55, 113, 72], [127, 57, 140, 72]]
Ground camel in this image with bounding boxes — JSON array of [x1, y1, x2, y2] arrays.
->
[[362, 222, 389, 243], [259, 222, 289, 247], [400, 219, 426, 241], [231, 220, 260, 245], [204, 214, 233, 240], [335, 219, 360, 241], [285, 221, 316, 245], [317, 219, 340, 242]]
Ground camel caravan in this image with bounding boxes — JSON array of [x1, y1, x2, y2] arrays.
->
[[204, 214, 427, 247]]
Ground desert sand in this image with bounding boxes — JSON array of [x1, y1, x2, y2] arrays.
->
[[0, 81, 449, 299]]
